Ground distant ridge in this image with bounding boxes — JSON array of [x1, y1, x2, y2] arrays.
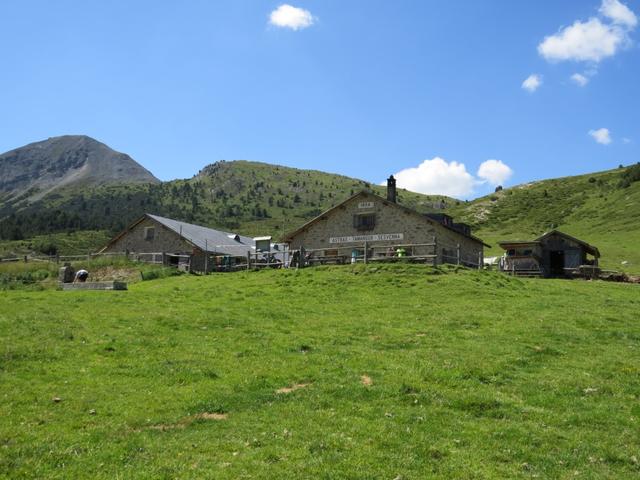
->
[[0, 135, 159, 200]]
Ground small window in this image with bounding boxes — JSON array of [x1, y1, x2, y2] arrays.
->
[[523, 249, 533, 256], [353, 213, 375, 231], [144, 227, 155, 241]]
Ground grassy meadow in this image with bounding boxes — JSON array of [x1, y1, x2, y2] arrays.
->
[[1, 265, 639, 479]]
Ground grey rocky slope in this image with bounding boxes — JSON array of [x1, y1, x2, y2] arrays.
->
[[0, 135, 159, 200]]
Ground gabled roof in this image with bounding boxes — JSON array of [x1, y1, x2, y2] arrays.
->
[[99, 214, 256, 257], [283, 190, 490, 247], [498, 230, 600, 257], [537, 230, 600, 257], [498, 240, 541, 247]]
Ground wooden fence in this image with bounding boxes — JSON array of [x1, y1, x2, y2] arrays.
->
[[287, 239, 483, 269]]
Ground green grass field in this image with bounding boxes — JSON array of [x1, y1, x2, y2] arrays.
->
[[1, 265, 639, 479]]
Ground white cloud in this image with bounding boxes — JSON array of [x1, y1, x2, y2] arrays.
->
[[623, 137, 632, 144], [477, 160, 514, 186], [589, 127, 612, 144], [538, 18, 627, 62], [522, 74, 542, 92], [571, 72, 589, 86], [391, 157, 477, 198], [269, 4, 315, 30], [538, 1, 637, 63], [600, 0, 637, 28], [389, 157, 514, 198]]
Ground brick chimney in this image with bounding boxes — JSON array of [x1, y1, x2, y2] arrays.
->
[[386, 175, 397, 203]]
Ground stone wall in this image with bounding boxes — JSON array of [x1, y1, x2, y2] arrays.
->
[[287, 192, 483, 266]]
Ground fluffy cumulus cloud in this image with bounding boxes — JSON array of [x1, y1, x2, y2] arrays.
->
[[600, 0, 638, 27], [269, 4, 315, 30], [389, 157, 514, 198], [391, 158, 477, 198], [589, 127, 612, 144], [477, 160, 514, 186], [538, 0, 637, 63], [522, 74, 542, 92], [571, 72, 589, 86]]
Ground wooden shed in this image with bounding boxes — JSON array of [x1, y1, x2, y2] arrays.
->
[[498, 230, 600, 277]]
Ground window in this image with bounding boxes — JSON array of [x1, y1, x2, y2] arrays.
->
[[353, 213, 375, 231], [144, 227, 155, 241]]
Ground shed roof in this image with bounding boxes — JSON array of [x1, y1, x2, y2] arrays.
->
[[537, 230, 600, 257]]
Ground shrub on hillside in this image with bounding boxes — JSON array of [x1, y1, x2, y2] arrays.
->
[[619, 163, 640, 188]]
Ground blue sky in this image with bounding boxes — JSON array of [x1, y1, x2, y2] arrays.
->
[[1, 0, 638, 198]]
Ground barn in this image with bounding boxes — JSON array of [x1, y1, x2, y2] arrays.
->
[[99, 214, 283, 272], [498, 230, 600, 277], [283, 176, 489, 266]]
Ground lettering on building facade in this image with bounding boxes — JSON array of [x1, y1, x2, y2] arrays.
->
[[329, 233, 404, 244]]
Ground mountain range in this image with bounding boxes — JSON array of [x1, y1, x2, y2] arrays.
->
[[1, 135, 639, 272]]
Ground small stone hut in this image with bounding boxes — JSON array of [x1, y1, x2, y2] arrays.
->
[[99, 214, 274, 272], [498, 230, 600, 277], [283, 176, 489, 266]]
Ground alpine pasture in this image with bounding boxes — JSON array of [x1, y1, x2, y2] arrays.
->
[[1, 265, 639, 479]]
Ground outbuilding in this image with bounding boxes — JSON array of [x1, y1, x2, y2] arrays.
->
[[498, 230, 600, 277], [99, 214, 283, 272]]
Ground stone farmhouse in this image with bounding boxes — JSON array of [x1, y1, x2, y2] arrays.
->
[[283, 176, 489, 266], [498, 230, 600, 277], [99, 214, 282, 272]]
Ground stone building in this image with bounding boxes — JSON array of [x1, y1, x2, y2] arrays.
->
[[283, 177, 488, 266], [498, 230, 600, 277], [99, 214, 278, 272]]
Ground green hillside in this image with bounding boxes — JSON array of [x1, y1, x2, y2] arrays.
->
[[0, 160, 455, 250], [1, 265, 639, 478], [447, 164, 640, 273]]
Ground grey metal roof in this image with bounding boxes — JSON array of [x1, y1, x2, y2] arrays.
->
[[147, 214, 256, 257]]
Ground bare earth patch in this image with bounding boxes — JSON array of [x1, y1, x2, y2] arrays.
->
[[276, 383, 311, 394], [145, 412, 228, 431], [195, 412, 228, 420], [361, 375, 373, 386]]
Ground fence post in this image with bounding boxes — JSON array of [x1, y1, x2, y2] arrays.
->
[[247, 251, 251, 271], [364, 241, 368, 264], [456, 244, 460, 265], [300, 246, 306, 268], [433, 236, 438, 266], [478, 251, 482, 270], [204, 240, 208, 275]]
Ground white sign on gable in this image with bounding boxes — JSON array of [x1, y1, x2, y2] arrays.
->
[[329, 233, 404, 244], [358, 201, 375, 209]]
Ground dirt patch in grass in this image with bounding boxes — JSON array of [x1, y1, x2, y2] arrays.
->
[[361, 375, 373, 386], [145, 412, 228, 431], [195, 412, 228, 420], [90, 266, 141, 282], [276, 383, 311, 394]]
